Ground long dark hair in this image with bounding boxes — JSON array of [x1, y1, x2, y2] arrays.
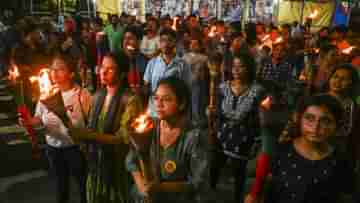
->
[[230, 52, 256, 83], [101, 52, 129, 87], [323, 63, 359, 97], [155, 77, 191, 115], [280, 94, 343, 142]]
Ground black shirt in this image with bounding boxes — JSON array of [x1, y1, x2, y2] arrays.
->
[[267, 143, 353, 203]]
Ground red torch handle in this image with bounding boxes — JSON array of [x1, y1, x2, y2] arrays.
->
[[17, 105, 40, 159]]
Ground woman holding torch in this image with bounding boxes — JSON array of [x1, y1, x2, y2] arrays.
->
[[245, 95, 355, 203], [208, 52, 265, 203], [126, 77, 209, 203], [19, 52, 92, 203], [71, 53, 143, 203]]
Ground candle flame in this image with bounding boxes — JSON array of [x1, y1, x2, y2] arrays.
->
[[314, 48, 320, 54], [8, 65, 20, 82], [208, 26, 217, 38], [132, 109, 154, 134], [308, 9, 319, 19], [342, 46, 355, 55]]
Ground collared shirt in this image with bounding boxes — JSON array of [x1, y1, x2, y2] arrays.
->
[[144, 55, 192, 92], [144, 55, 192, 117]]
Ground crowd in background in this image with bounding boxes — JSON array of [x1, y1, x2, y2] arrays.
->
[[1, 11, 360, 203]]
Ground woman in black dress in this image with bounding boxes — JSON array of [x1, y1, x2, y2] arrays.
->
[[245, 94, 355, 203]]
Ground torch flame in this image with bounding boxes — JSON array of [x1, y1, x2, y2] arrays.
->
[[299, 73, 307, 81], [261, 34, 270, 42], [126, 45, 136, 51], [8, 65, 20, 82], [39, 69, 54, 99], [30, 69, 57, 100], [208, 26, 217, 38], [342, 46, 355, 55], [261, 96, 272, 109], [308, 9, 319, 19], [274, 37, 283, 44], [172, 17, 178, 31], [132, 109, 154, 134]]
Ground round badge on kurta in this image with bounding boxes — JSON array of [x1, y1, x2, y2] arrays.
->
[[164, 160, 177, 174]]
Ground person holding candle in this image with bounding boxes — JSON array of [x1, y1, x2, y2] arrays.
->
[[71, 52, 143, 203], [244, 94, 355, 203], [19, 52, 92, 203], [208, 52, 265, 203], [126, 77, 208, 203]]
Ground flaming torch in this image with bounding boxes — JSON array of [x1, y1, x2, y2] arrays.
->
[[172, 17, 179, 31], [30, 69, 71, 128], [273, 37, 283, 45], [342, 46, 355, 55], [208, 26, 217, 38], [129, 110, 154, 203], [8, 66, 39, 159], [260, 96, 272, 111], [308, 9, 319, 20]]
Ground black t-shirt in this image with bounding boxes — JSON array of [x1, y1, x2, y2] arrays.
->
[[266, 143, 354, 203]]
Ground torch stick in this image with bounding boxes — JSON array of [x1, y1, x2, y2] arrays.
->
[[130, 112, 154, 203], [207, 52, 222, 147], [9, 66, 40, 159]]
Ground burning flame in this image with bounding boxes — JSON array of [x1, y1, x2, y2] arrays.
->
[[261, 96, 272, 109], [273, 37, 283, 44], [299, 73, 307, 81], [172, 17, 178, 31], [208, 26, 217, 38], [261, 34, 270, 42], [342, 46, 355, 55], [126, 45, 136, 51], [308, 9, 319, 19], [8, 65, 20, 82], [132, 110, 154, 134], [29, 69, 57, 100], [314, 48, 320, 54]]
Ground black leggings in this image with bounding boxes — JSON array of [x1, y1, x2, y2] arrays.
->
[[210, 151, 248, 203]]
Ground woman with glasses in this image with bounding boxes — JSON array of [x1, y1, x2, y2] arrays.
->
[[208, 52, 265, 203], [72, 53, 142, 203], [245, 95, 354, 203], [126, 77, 208, 203]]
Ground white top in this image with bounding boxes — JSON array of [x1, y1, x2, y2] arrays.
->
[[140, 35, 160, 57], [35, 86, 92, 148]]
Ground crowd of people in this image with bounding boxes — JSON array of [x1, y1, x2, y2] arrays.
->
[[1, 11, 360, 203]]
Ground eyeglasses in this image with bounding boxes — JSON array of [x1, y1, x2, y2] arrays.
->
[[302, 112, 336, 128], [152, 95, 175, 103]]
